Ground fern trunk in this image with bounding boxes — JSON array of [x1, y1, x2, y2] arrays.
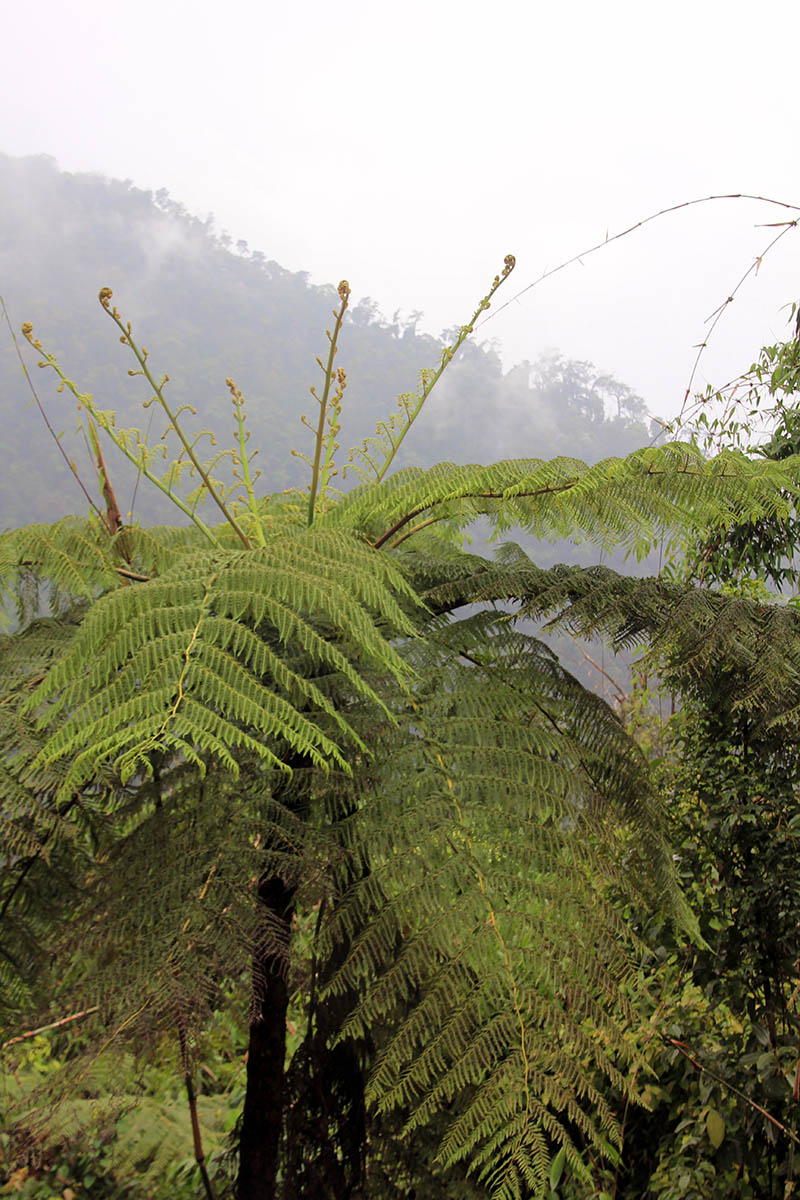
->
[[281, 894, 368, 1197], [237, 874, 295, 1200]]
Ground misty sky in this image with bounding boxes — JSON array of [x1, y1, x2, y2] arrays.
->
[[3, 0, 799, 426]]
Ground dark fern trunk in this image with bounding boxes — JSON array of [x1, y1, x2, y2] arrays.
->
[[280, 953, 367, 1198], [236, 874, 296, 1200], [279, 835, 374, 1198], [236, 766, 370, 1198]]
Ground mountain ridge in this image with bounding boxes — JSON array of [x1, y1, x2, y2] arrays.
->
[[1, 152, 654, 535]]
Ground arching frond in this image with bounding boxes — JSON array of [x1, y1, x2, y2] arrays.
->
[[0, 517, 215, 629], [322, 444, 800, 557], [24, 529, 422, 797], [323, 614, 672, 1195], [419, 546, 800, 721], [0, 611, 92, 1023], [0, 518, 123, 623]]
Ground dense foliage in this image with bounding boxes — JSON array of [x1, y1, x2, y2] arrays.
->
[[4, 157, 800, 1199], [604, 316, 800, 1199]]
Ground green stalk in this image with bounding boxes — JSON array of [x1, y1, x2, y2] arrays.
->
[[374, 256, 515, 484], [99, 289, 251, 548], [308, 281, 350, 526], [21, 324, 220, 546], [318, 369, 345, 502], [228, 377, 267, 547]]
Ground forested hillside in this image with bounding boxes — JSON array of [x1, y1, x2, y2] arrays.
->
[[0, 153, 655, 531]]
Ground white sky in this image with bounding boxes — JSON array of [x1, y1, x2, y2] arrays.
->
[[3, 0, 799, 424]]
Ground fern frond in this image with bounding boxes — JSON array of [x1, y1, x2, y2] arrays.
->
[[322, 445, 800, 558], [0, 518, 125, 621], [24, 530, 421, 796], [0, 611, 99, 1024], [55, 768, 310, 1028], [322, 614, 663, 1195], [118, 522, 209, 575], [422, 549, 800, 722]]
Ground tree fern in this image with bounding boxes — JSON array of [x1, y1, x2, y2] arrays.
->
[[5, 270, 800, 1198]]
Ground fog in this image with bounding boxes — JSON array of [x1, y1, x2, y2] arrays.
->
[[3, 0, 799, 426]]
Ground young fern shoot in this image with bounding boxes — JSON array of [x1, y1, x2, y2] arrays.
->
[[21, 291, 262, 549], [21, 317, 221, 546], [227, 376, 267, 548], [317, 365, 347, 508], [302, 280, 350, 525], [98, 288, 251, 547], [346, 254, 516, 484]]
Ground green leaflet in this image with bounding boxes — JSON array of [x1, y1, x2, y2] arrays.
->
[[420, 550, 800, 721]]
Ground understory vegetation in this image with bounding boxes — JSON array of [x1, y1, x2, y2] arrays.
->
[[3, 207, 800, 1199]]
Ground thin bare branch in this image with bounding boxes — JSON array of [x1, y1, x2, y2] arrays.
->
[[2, 297, 102, 521], [2, 1007, 99, 1049], [478, 194, 800, 333]]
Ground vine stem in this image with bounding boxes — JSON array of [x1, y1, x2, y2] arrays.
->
[[675, 219, 799, 433], [1, 1006, 99, 1049], [662, 1034, 799, 1143], [478, 193, 800, 333]]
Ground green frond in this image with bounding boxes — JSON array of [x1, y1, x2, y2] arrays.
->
[[24, 530, 422, 796], [0, 517, 126, 622], [57, 774, 285, 1023], [0, 611, 88, 838], [425, 550, 800, 722], [118, 522, 209, 575], [321, 614, 664, 1195], [323, 444, 800, 558], [0, 611, 99, 1023]]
